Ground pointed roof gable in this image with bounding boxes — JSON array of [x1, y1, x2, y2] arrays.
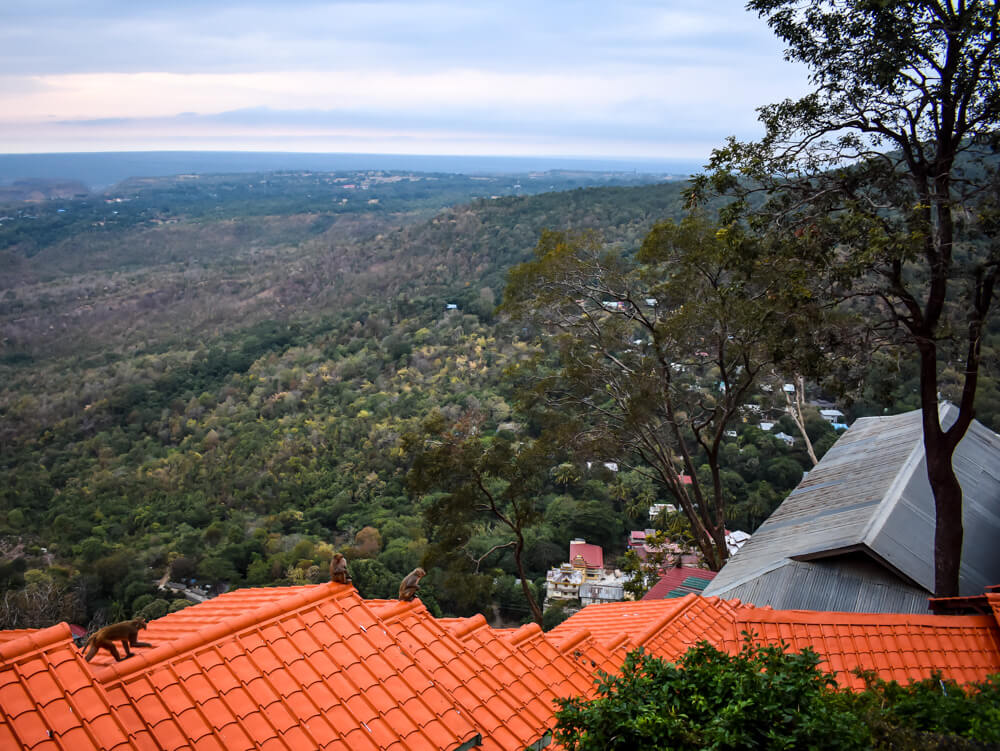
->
[[704, 405, 1000, 610]]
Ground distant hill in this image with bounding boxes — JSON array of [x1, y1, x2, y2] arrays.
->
[[0, 179, 90, 202], [0, 151, 700, 191]]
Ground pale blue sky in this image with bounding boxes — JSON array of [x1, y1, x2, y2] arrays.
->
[[0, 1, 810, 160]]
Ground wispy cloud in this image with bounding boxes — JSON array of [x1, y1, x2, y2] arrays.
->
[[0, 1, 809, 158]]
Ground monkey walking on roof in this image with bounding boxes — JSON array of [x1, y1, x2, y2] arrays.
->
[[398, 567, 426, 601], [329, 553, 352, 585], [81, 618, 152, 662]]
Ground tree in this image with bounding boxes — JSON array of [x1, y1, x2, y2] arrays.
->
[[503, 220, 819, 570], [553, 640, 870, 751], [407, 412, 554, 624], [694, 0, 1000, 596]]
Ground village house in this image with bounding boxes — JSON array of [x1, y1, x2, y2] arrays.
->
[[545, 539, 626, 606]]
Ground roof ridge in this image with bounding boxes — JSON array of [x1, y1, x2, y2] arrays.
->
[[447, 613, 489, 639], [93, 582, 344, 683], [861, 430, 925, 545], [633, 594, 697, 647], [0, 621, 72, 663], [733, 605, 998, 627], [507, 622, 543, 646], [366, 598, 421, 622], [554, 627, 594, 653]]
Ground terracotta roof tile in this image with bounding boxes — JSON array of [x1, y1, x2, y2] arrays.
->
[[548, 596, 691, 648], [728, 606, 1000, 689], [0, 628, 39, 644], [0, 624, 137, 750], [6, 582, 1000, 750]]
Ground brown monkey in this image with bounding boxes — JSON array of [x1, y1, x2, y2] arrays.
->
[[329, 553, 351, 584], [398, 567, 426, 601], [81, 618, 152, 662]]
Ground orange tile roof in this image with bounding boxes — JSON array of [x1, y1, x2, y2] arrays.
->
[[4, 584, 1000, 750], [0, 628, 39, 644], [0, 622, 135, 750], [728, 605, 1000, 689], [547, 596, 693, 649]]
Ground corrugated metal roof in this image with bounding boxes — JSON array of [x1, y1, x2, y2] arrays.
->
[[704, 404, 1000, 610]]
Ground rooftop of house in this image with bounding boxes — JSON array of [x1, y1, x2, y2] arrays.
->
[[3, 583, 1000, 750], [704, 404, 1000, 611], [568, 540, 603, 569], [641, 566, 717, 601]]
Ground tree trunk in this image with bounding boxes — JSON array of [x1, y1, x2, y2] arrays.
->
[[918, 343, 964, 597], [785, 375, 818, 466], [927, 448, 964, 597], [513, 539, 544, 625]]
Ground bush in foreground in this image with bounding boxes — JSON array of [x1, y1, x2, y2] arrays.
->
[[554, 636, 1000, 751]]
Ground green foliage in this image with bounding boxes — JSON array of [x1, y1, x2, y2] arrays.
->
[[502, 216, 823, 569], [0, 169, 696, 622], [555, 638, 1000, 751], [554, 638, 869, 751], [137, 598, 170, 621], [848, 670, 1000, 747], [349, 559, 398, 600], [408, 414, 564, 624], [541, 600, 573, 631], [694, 0, 1000, 596]]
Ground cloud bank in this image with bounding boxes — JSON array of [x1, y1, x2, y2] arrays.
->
[[0, 1, 810, 158]]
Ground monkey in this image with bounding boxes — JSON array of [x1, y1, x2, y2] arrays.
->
[[81, 618, 152, 662], [398, 567, 426, 601], [329, 553, 352, 585]]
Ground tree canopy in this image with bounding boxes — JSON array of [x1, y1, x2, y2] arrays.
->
[[502, 218, 821, 569], [693, 0, 1000, 596]]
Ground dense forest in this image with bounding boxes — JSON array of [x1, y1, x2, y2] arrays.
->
[[1, 168, 995, 630]]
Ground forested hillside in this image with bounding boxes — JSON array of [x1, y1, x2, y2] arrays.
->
[[1, 169, 995, 629], [0, 171, 715, 626]]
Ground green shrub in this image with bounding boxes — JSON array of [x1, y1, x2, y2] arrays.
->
[[849, 670, 1000, 749], [554, 637, 1000, 751], [555, 637, 869, 751]]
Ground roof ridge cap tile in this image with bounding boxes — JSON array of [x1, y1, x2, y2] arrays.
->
[[447, 613, 489, 640], [508, 622, 543, 646], [733, 605, 997, 627], [555, 628, 594, 653], [0, 622, 72, 663], [633, 595, 698, 648], [94, 582, 341, 683], [605, 633, 633, 652], [372, 599, 423, 622]]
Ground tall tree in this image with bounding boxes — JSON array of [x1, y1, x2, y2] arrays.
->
[[503, 219, 819, 570], [693, 0, 1000, 595], [406, 412, 551, 624]]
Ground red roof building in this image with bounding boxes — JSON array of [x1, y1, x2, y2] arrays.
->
[[3, 584, 1000, 750], [567, 539, 603, 571], [641, 566, 716, 601]]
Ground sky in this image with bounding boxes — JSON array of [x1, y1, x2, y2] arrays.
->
[[0, 1, 812, 162]]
